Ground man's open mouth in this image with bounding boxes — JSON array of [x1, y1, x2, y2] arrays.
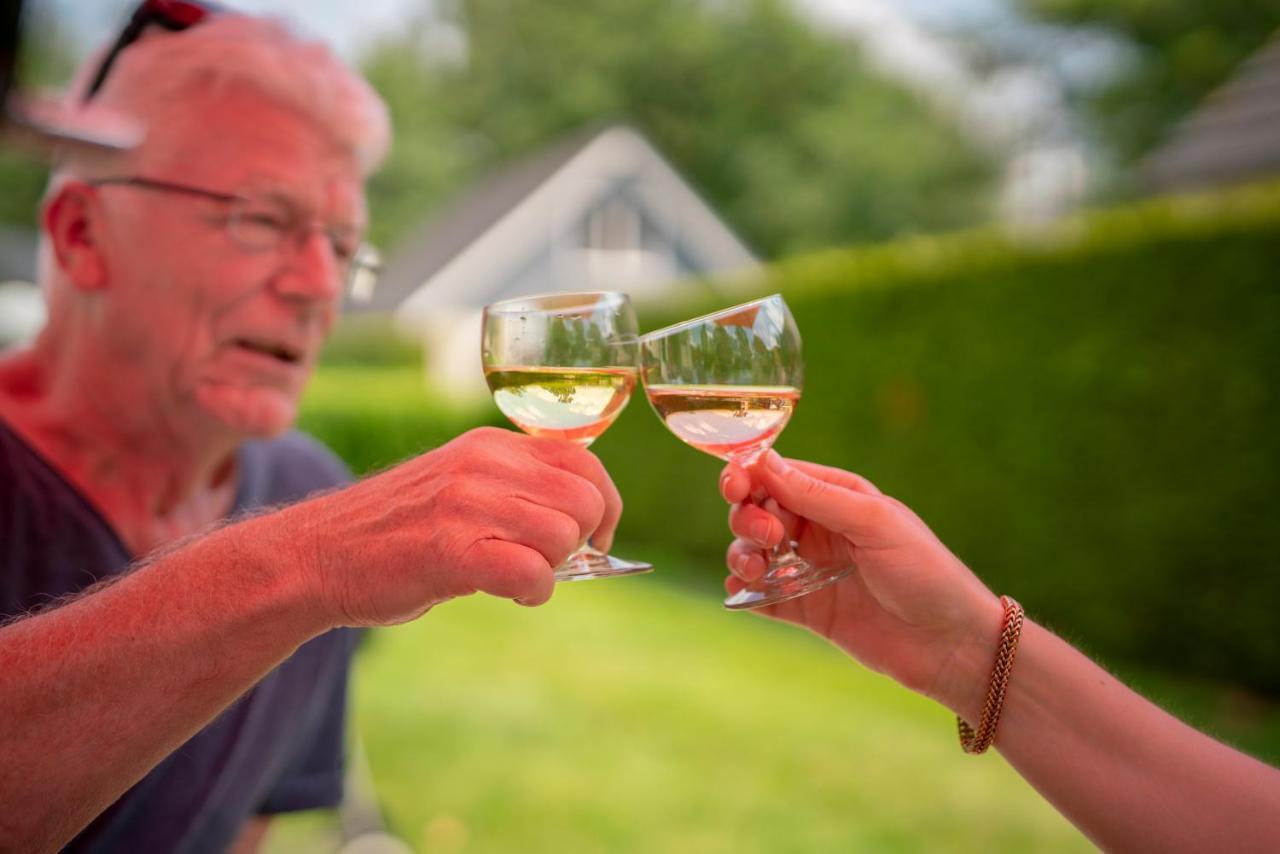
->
[[232, 338, 303, 365]]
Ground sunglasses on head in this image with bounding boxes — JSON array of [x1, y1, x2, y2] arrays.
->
[[83, 0, 225, 103]]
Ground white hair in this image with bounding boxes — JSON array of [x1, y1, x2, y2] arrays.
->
[[35, 13, 390, 312], [61, 13, 390, 175]]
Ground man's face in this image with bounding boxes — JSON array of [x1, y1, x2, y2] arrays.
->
[[89, 85, 366, 439]]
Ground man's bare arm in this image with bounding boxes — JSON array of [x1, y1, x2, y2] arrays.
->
[[0, 522, 324, 852], [0, 428, 621, 853]]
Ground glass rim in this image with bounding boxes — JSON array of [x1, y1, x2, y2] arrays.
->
[[641, 293, 785, 341], [483, 290, 633, 316]]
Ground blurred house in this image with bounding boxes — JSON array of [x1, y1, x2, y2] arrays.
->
[[353, 124, 759, 398], [0, 227, 43, 347], [1144, 32, 1280, 192]]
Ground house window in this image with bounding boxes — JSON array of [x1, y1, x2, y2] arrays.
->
[[585, 198, 641, 252]]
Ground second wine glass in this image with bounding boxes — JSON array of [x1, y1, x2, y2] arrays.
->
[[481, 291, 652, 582], [640, 294, 852, 609]]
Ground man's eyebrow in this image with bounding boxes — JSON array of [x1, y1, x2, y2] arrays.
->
[[253, 189, 300, 209], [243, 183, 366, 229]]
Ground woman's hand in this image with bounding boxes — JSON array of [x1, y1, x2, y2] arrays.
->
[[722, 451, 1002, 719]]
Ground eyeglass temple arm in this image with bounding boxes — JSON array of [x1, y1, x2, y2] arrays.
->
[[82, 9, 153, 103], [83, 1, 211, 103]]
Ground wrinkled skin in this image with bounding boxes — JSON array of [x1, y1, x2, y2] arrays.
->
[[261, 426, 621, 626]]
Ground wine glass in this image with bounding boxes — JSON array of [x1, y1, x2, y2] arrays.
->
[[640, 294, 851, 609], [481, 291, 652, 581]]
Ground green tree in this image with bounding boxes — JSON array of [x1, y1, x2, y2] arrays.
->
[[361, 0, 995, 258], [1020, 0, 1280, 161], [359, 38, 485, 251], [0, 8, 76, 231]]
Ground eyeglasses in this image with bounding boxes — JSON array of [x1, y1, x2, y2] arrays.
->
[[83, 0, 223, 103], [89, 176, 382, 301]]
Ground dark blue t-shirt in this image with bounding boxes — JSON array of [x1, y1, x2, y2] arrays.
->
[[0, 419, 360, 853]]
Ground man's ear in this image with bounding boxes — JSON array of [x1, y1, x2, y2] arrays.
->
[[43, 182, 109, 292]]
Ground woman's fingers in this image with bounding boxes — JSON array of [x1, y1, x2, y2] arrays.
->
[[726, 538, 768, 582], [719, 461, 752, 504], [785, 458, 884, 496], [728, 502, 785, 549], [755, 451, 889, 540], [759, 496, 802, 541]]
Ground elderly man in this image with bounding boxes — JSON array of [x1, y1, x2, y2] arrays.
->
[[0, 7, 619, 853]]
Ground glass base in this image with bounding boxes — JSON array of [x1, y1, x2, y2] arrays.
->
[[554, 545, 653, 582], [723, 553, 852, 610]]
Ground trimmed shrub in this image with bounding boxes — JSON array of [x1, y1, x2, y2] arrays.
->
[[305, 183, 1280, 694]]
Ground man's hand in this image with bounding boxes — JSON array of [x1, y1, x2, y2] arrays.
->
[[254, 427, 622, 628]]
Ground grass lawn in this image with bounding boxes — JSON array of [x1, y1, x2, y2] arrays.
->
[[280, 361, 1279, 852], [269, 572, 1095, 853]]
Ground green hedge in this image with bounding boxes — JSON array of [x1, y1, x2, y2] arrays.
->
[[304, 184, 1280, 695], [298, 366, 497, 474]]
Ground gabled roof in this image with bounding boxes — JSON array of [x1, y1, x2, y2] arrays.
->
[[356, 126, 603, 314], [364, 124, 758, 324], [1144, 31, 1280, 192]]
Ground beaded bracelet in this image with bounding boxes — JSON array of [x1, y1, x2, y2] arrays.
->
[[957, 595, 1025, 755]]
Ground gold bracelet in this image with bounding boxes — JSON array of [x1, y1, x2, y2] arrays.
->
[[957, 595, 1025, 755]]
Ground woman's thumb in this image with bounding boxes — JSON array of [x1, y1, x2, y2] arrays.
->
[[756, 451, 882, 538]]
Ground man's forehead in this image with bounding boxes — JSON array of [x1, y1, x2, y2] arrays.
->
[[141, 86, 365, 210]]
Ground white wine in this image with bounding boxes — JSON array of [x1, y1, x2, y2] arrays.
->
[[485, 365, 638, 445], [645, 384, 800, 463]]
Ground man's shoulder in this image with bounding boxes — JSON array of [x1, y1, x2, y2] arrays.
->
[[237, 431, 353, 509], [0, 414, 71, 507], [255, 430, 350, 479]]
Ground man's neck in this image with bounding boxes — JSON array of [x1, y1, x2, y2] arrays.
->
[[0, 347, 240, 556]]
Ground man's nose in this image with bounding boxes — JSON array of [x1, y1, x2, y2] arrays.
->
[[273, 229, 342, 303]]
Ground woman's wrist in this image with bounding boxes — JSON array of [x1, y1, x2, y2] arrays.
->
[[928, 590, 1007, 724]]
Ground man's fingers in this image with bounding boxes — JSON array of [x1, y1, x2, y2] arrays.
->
[[505, 497, 587, 568], [527, 438, 623, 551], [463, 539, 556, 605], [517, 467, 606, 552], [756, 451, 886, 539]]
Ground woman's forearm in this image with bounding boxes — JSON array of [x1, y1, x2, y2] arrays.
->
[[982, 620, 1280, 852]]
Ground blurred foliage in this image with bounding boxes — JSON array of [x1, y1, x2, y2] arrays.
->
[[608, 182, 1280, 696], [1020, 0, 1280, 161], [298, 364, 492, 474], [3, 1, 997, 261], [361, 0, 995, 257], [0, 5, 76, 232], [318, 313, 423, 367], [0, 149, 47, 232], [302, 182, 1280, 696]]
